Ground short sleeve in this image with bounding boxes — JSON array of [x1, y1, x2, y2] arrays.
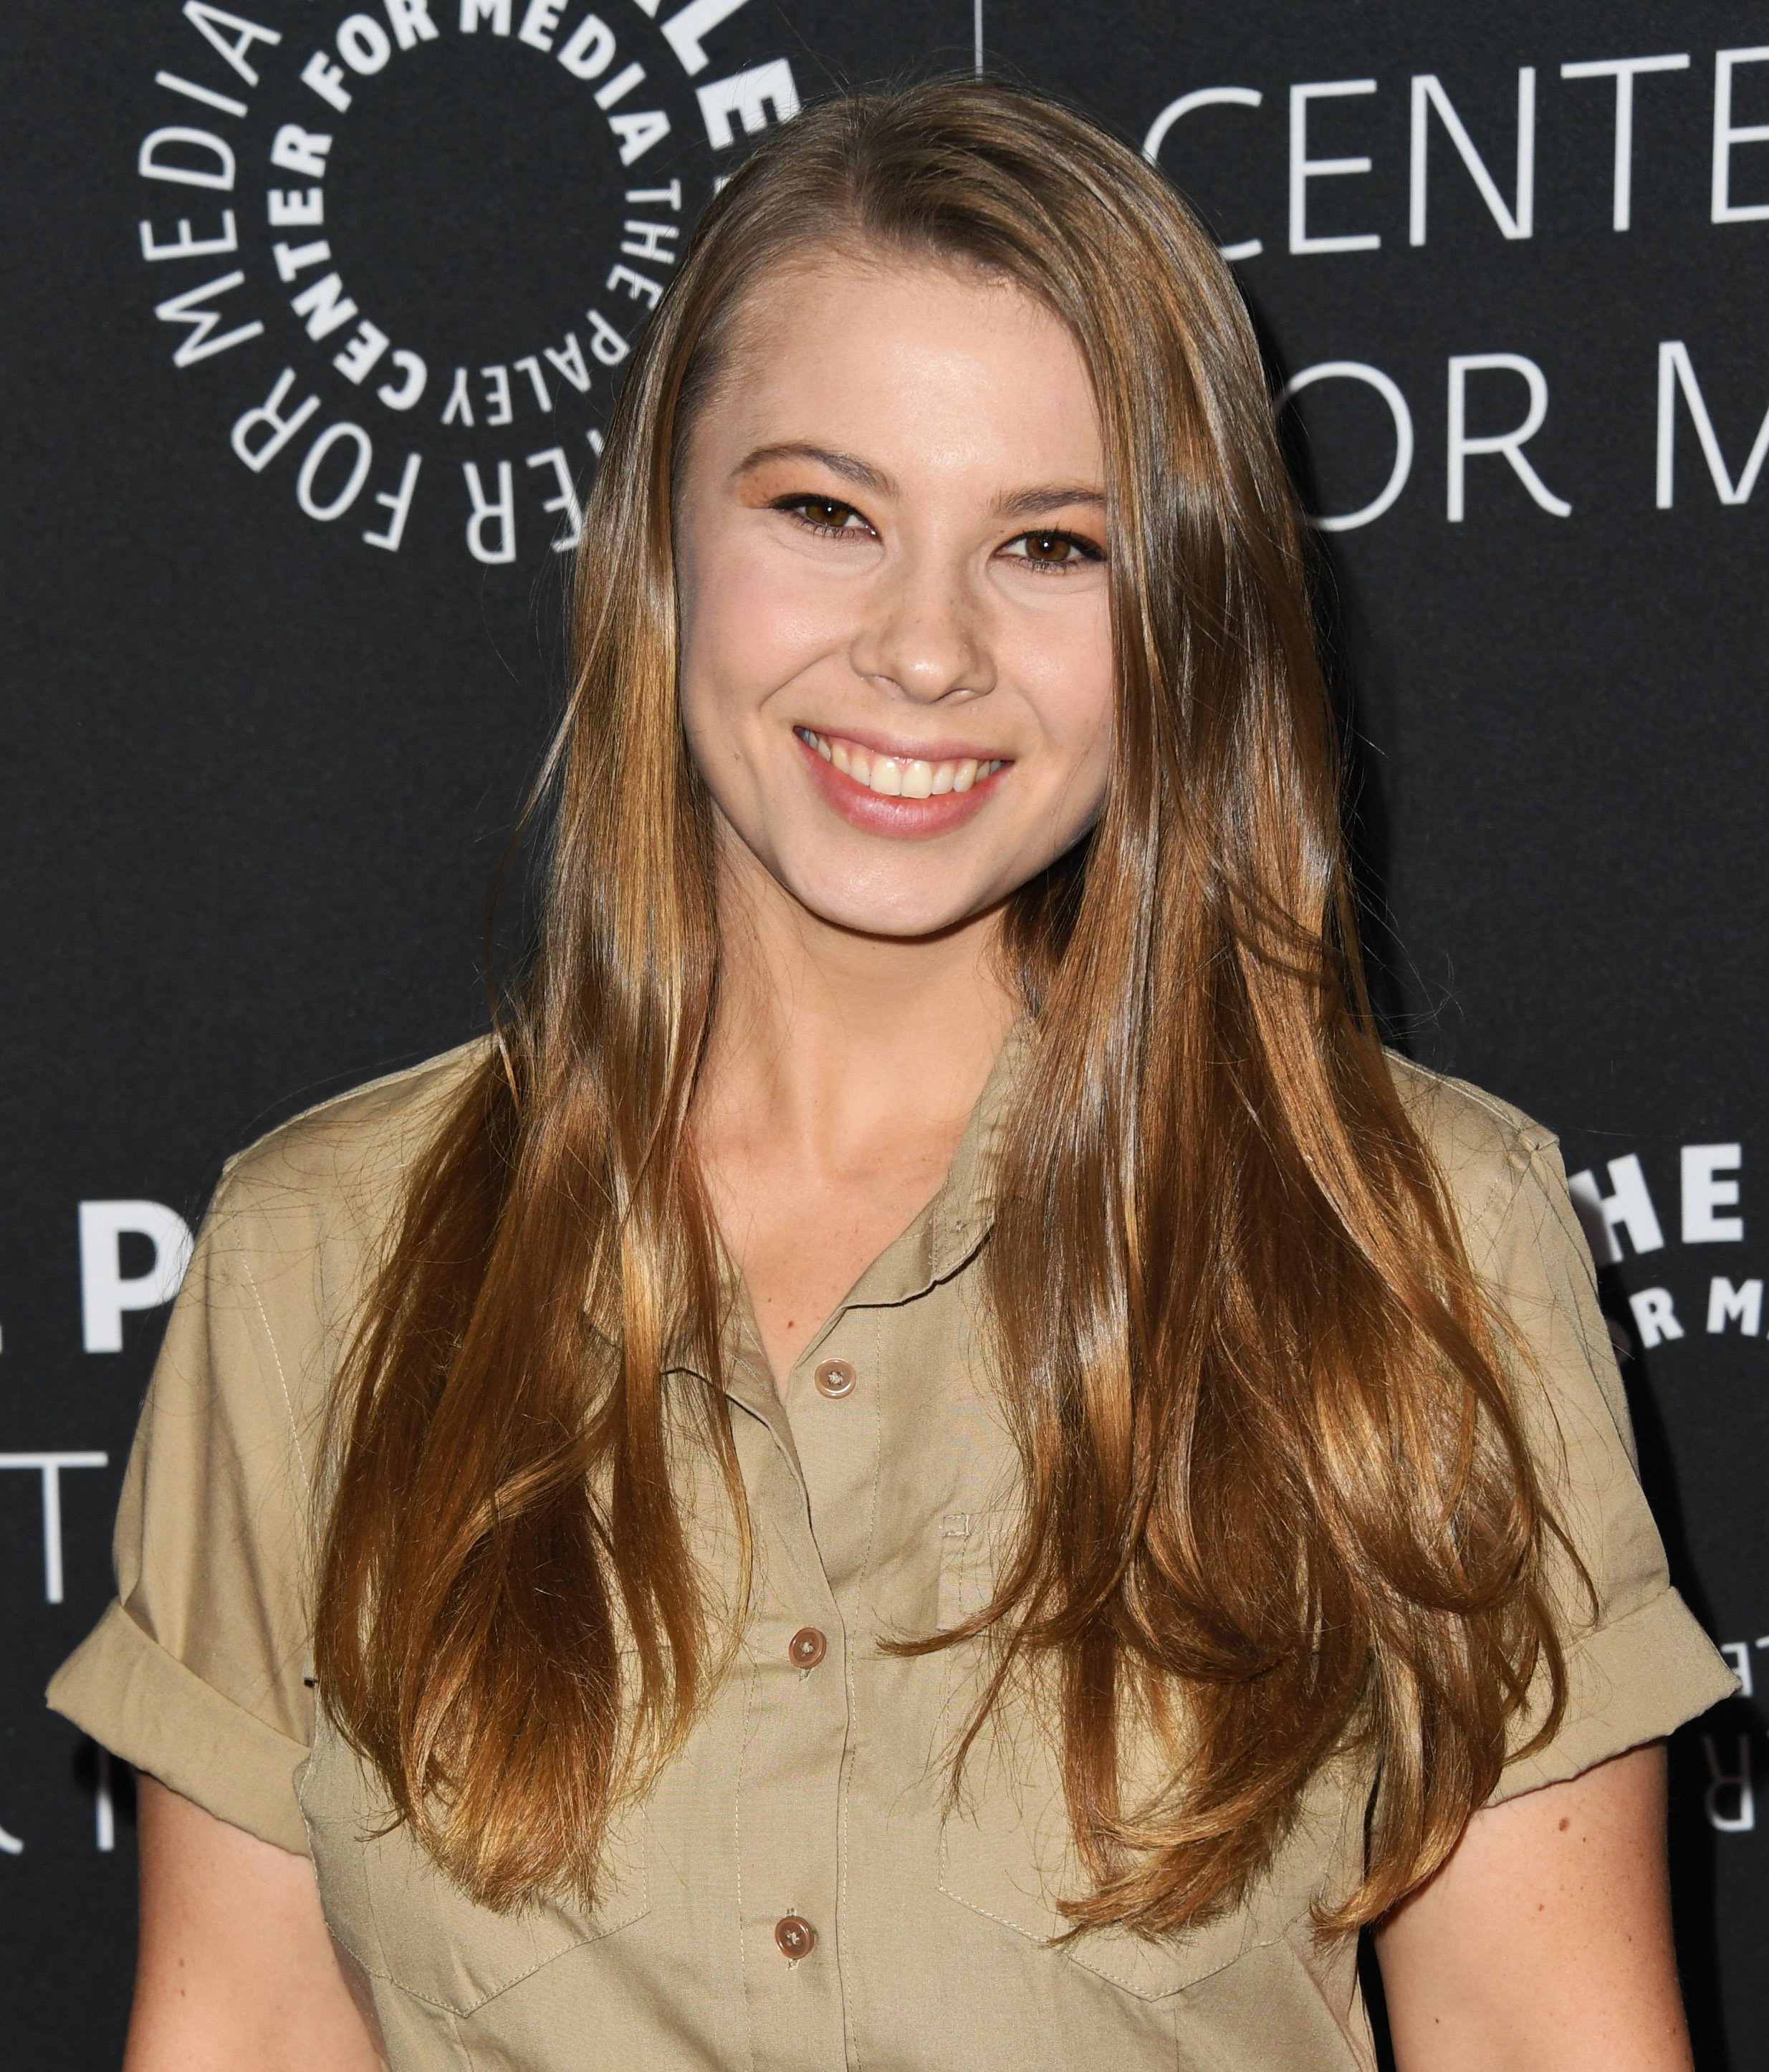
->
[[47, 1177, 321, 1855], [1467, 1128, 1737, 1800]]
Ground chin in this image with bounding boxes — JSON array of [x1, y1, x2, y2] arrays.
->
[[787, 871, 994, 942]]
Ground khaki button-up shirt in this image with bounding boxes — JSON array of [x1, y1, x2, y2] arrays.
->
[[50, 1035, 1734, 2070]]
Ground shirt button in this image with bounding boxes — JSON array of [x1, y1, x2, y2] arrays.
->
[[813, 1358, 856, 1399], [788, 1626, 828, 1669], [774, 1914, 817, 1960]]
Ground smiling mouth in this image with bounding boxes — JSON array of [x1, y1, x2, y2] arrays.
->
[[792, 726, 1007, 799]]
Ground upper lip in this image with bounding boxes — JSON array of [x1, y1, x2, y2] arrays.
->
[[795, 723, 1012, 764]]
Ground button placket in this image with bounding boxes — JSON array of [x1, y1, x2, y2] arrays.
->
[[729, 1351, 855, 2066], [731, 1320, 882, 2059]]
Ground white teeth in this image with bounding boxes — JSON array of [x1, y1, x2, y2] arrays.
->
[[803, 730, 1002, 799]]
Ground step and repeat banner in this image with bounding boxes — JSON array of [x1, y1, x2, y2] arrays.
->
[[4, 0, 1765, 2061]]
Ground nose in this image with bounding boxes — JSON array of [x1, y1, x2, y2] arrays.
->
[[847, 547, 996, 704]]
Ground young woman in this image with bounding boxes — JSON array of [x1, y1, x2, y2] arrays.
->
[[54, 80, 1730, 2072]]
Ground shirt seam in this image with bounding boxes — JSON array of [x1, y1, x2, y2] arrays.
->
[[443, 2003, 473, 2070], [735, 1641, 759, 2072], [233, 1232, 315, 1527], [837, 1309, 887, 2072], [1459, 1150, 1534, 1283], [1555, 1574, 1691, 1658]]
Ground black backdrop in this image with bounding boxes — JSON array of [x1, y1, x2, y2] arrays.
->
[[5, 2, 1767, 2063]]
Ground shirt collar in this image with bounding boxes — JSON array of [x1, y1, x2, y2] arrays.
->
[[661, 1015, 1034, 1386]]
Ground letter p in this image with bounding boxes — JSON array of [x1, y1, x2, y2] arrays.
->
[[79, 1201, 193, 1352]]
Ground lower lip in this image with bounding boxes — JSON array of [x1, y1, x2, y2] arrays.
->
[[795, 734, 1007, 838]]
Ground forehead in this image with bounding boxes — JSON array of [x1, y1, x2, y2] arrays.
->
[[694, 251, 1103, 488]]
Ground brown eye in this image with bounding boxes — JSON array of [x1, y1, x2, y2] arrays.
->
[[1005, 527, 1102, 571], [798, 497, 855, 529], [1022, 532, 1074, 562]]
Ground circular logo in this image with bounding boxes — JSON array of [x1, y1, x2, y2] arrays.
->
[[135, 1, 800, 565]]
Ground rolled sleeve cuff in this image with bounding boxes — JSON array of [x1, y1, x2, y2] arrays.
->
[[1492, 1584, 1740, 1803], [46, 1599, 312, 1856]]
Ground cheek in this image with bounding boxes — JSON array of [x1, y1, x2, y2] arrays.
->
[[679, 530, 848, 723], [1010, 590, 1116, 770]]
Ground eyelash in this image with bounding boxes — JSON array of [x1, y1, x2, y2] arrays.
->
[[770, 495, 1106, 573], [774, 495, 871, 539], [1001, 529, 1105, 574]]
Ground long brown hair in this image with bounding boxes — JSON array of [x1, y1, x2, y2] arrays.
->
[[315, 78, 1567, 1937]]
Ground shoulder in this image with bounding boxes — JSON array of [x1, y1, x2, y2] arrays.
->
[[1384, 1052, 1561, 1255], [207, 1040, 491, 1266]]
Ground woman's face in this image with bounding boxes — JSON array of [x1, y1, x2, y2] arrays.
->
[[674, 253, 1115, 940]]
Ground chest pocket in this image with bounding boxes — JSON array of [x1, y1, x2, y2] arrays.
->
[[935, 1512, 1359, 2002], [298, 1707, 650, 2018]]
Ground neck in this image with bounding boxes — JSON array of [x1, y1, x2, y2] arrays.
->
[[698, 831, 1019, 1171]]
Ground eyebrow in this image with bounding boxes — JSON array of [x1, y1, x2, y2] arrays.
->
[[990, 482, 1107, 521], [734, 442, 897, 495], [734, 442, 1106, 523]]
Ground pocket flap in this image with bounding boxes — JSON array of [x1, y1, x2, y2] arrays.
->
[[299, 1714, 648, 2016], [938, 1725, 1361, 2002], [938, 1772, 1260, 1999], [934, 1510, 1365, 2003]]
